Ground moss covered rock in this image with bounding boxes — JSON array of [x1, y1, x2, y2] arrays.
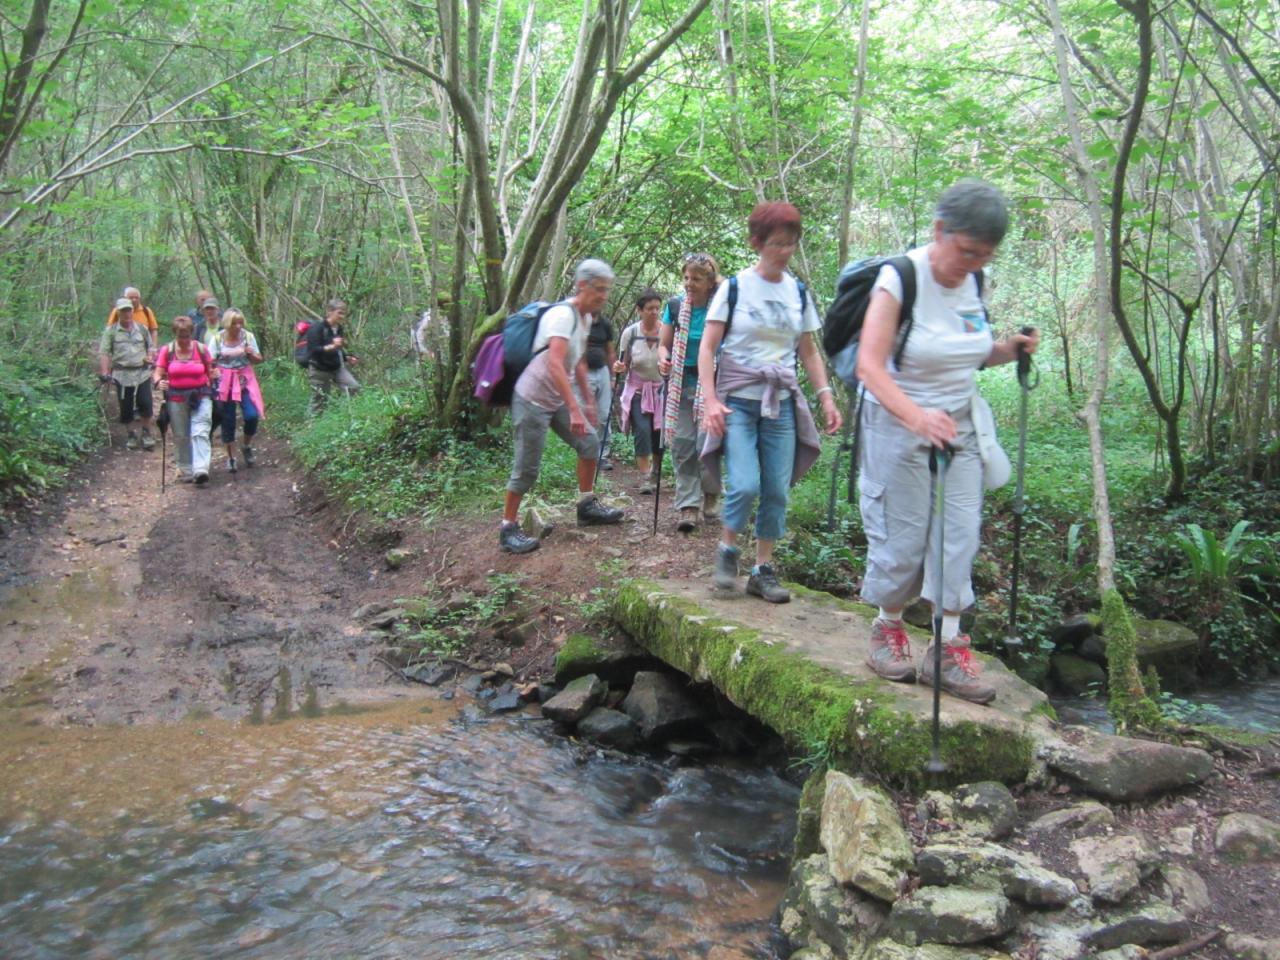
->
[[610, 578, 1048, 789], [1131, 618, 1200, 692]]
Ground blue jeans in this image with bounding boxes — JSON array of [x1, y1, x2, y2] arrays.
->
[[220, 393, 259, 444], [721, 395, 795, 541]]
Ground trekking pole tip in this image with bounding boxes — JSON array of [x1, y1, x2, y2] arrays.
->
[[925, 757, 948, 775], [1004, 634, 1025, 649]]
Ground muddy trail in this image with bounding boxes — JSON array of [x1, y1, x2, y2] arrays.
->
[[0, 427, 426, 727]]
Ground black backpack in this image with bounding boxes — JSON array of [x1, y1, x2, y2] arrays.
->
[[823, 256, 917, 388]]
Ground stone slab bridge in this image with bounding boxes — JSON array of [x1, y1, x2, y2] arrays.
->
[[611, 578, 1214, 798]]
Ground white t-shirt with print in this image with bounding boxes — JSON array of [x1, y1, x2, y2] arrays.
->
[[706, 268, 821, 401], [515, 302, 589, 411], [868, 245, 993, 413]]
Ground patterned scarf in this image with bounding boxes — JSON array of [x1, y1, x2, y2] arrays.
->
[[662, 296, 695, 441]]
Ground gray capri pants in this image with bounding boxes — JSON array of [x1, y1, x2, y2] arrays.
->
[[507, 393, 601, 494], [858, 399, 983, 612]]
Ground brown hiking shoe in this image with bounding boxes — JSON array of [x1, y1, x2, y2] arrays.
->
[[676, 507, 699, 532], [702, 493, 720, 522], [919, 635, 996, 705], [866, 618, 916, 683]]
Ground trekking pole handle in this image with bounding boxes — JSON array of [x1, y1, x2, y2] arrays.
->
[[928, 443, 955, 474], [1016, 325, 1035, 386]]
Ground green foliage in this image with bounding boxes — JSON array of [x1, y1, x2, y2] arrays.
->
[[1156, 691, 1230, 727], [0, 355, 100, 508], [399, 572, 525, 659], [1172, 521, 1269, 585]]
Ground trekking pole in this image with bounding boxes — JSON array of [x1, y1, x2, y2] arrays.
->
[[652, 376, 669, 536], [926, 445, 952, 778], [593, 374, 623, 487], [159, 390, 169, 494], [1005, 326, 1039, 652]]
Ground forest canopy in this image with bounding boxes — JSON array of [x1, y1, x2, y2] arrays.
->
[[1, 0, 1277, 497]]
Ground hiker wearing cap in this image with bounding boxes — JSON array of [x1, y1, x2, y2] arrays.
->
[[186, 290, 221, 344], [498, 258, 625, 555], [106, 286, 159, 342], [698, 202, 842, 605], [855, 179, 1039, 704], [98, 297, 157, 450], [614, 289, 665, 494], [209, 308, 264, 472], [155, 315, 217, 485], [658, 252, 724, 532], [305, 298, 361, 415]]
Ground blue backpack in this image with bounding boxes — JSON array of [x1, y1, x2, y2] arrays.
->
[[472, 300, 575, 406]]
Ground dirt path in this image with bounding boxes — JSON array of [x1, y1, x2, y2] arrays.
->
[[0, 428, 425, 726]]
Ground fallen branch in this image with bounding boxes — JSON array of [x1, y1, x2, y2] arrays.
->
[[88, 533, 126, 546], [1147, 927, 1222, 960]]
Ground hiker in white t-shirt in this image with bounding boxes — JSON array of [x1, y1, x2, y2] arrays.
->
[[856, 179, 1039, 704], [698, 202, 843, 604], [499, 259, 625, 554]]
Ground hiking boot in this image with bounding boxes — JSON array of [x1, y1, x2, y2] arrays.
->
[[919, 635, 996, 705], [194, 472, 209, 486], [125, 431, 139, 450], [702, 493, 720, 522], [746, 563, 791, 604], [577, 495, 623, 526], [638, 481, 654, 496], [599, 456, 613, 471], [866, 618, 916, 683], [714, 543, 741, 589], [244, 445, 256, 467], [177, 472, 194, 484], [677, 507, 699, 532], [500, 521, 540, 554], [140, 429, 155, 451], [228, 456, 238, 474]]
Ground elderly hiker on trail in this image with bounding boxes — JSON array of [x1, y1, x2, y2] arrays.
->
[[659, 252, 724, 532], [305, 298, 361, 415], [106, 286, 159, 343], [614, 288, 665, 495], [186, 290, 221, 345], [154, 315, 217, 485], [209, 308, 264, 473], [856, 179, 1039, 705], [699, 202, 843, 604], [98, 297, 157, 451], [499, 258, 625, 555]]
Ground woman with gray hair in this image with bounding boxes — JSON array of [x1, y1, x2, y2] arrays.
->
[[498, 258, 625, 554], [304, 298, 360, 415], [855, 178, 1039, 704]]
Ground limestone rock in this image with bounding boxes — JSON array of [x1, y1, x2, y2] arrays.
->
[[1085, 900, 1190, 951], [781, 854, 886, 958], [1158, 864, 1211, 915], [1225, 933, 1280, 960], [1050, 613, 1102, 652], [819, 772, 914, 902], [866, 940, 1014, 960], [1027, 800, 1115, 834], [1161, 824, 1196, 857], [1051, 652, 1107, 695], [1214, 812, 1280, 862], [522, 505, 556, 539], [1132, 617, 1200, 692], [621, 671, 705, 741], [887, 886, 1015, 946], [540, 673, 607, 724], [1093, 948, 1147, 960], [916, 840, 1077, 907], [1039, 726, 1214, 801], [383, 547, 412, 570], [951, 781, 1018, 840], [575, 707, 639, 749], [1018, 896, 1098, 960], [1070, 832, 1161, 904]]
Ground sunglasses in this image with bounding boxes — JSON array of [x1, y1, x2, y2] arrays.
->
[[683, 252, 714, 266]]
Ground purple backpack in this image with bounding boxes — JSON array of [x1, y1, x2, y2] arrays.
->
[[472, 300, 572, 407]]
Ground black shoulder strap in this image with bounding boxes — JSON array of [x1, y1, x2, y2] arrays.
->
[[889, 255, 917, 369], [726, 276, 738, 339]]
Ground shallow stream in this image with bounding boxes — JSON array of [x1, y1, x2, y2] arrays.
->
[[1053, 679, 1280, 734], [1, 701, 797, 959]]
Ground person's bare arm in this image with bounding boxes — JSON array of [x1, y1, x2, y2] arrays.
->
[[796, 333, 843, 435]]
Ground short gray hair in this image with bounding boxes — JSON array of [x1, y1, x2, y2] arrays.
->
[[124, 286, 140, 298], [573, 258, 615, 286], [935, 179, 1009, 246], [326, 298, 347, 314]]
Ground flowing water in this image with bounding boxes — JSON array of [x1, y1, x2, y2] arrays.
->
[[1052, 679, 1280, 734], [0, 701, 798, 959]]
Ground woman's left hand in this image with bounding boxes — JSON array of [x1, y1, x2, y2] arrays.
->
[[702, 396, 731, 438], [819, 392, 843, 435]]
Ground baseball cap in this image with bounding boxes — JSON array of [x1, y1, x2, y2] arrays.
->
[[115, 298, 133, 310]]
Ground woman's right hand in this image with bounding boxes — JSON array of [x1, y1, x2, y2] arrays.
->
[[911, 407, 957, 448], [658, 357, 672, 377], [702, 396, 731, 438]]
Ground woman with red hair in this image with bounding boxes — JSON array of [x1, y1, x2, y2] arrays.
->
[[698, 202, 842, 603]]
